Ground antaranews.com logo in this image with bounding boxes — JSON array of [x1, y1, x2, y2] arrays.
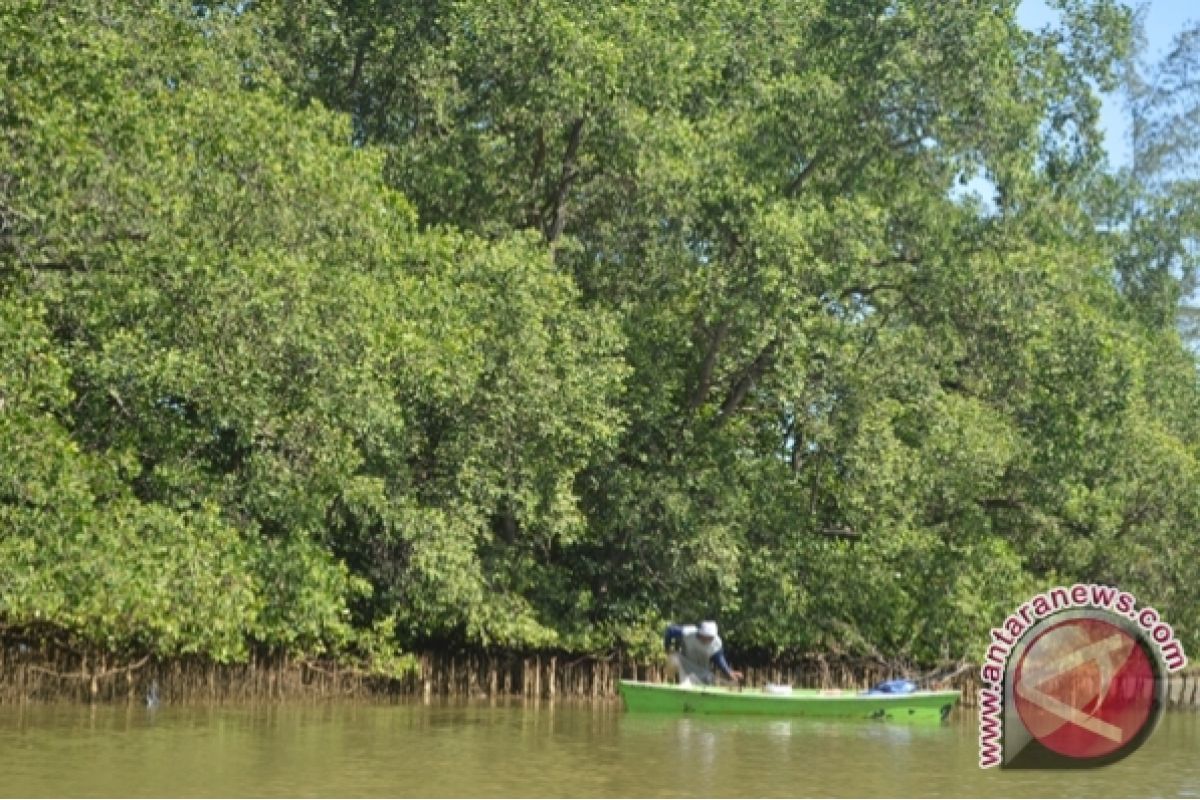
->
[[978, 584, 1187, 769]]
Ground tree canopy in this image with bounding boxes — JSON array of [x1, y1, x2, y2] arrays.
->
[[2, 0, 1197, 671]]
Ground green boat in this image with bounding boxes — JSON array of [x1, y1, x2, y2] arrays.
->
[[618, 680, 960, 722]]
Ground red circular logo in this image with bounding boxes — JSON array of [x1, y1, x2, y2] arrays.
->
[[1013, 617, 1157, 759]]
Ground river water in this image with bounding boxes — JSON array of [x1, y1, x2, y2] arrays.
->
[[1, 700, 1197, 797]]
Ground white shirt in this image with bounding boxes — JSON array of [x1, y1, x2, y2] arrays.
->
[[675, 625, 723, 681]]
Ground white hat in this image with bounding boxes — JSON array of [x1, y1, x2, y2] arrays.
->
[[698, 620, 718, 638]]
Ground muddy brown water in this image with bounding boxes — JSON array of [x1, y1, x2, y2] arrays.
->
[[1, 700, 1197, 797]]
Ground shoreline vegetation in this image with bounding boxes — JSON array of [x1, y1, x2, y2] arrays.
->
[[4, 644, 1199, 710], [5, 0, 1200, 697], [0, 645, 970, 705]]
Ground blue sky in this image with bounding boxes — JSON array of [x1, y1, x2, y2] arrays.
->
[[1018, 0, 1197, 169]]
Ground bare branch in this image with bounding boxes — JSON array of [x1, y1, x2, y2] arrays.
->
[[545, 117, 585, 246], [784, 152, 823, 198], [717, 335, 781, 423], [346, 35, 370, 97], [26, 654, 151, 681], [524, 128, 547, 230], [686, 319, 729, 413]]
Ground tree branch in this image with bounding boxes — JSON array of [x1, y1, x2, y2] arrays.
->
[[687, 319, 729, 413], [717, 336, 781, 423], [346, 34, 371, 97], [524, 128, 547, 230], [784, 152, 823, 198], [545, 117, 585, 246], [819, 526, 860, 540], [26, 654, 151, 681]]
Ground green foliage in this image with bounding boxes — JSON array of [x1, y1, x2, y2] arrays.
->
[[3, 0, 1198, 674], [0, 298, 255, 659], [1111, 19, 1200, 338], [1, 0, 624, 665]]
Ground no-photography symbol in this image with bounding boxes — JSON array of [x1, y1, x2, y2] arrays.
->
[[1005, 612, 1165, 768]]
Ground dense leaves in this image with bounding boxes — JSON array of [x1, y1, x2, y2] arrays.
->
[[1, 0, 623, 668], [2, 0, 1197, 671]]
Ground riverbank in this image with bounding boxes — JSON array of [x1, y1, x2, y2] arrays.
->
[[0, 645, 956, 704], [4, 645, 1197, 709]]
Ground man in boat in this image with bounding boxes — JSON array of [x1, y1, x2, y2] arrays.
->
[[663, 620, 744, 686]]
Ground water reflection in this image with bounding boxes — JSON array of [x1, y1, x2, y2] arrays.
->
[[674, 717, 719, 778], [765, 720, 792, 738], [0, 702, 1196, 797]]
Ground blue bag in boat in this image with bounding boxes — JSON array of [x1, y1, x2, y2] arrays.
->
[[866, 679, 917, 695]]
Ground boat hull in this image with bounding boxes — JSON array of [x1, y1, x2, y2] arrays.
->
[[618, 680, 959, 722]]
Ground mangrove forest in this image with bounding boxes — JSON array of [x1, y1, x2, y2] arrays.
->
[[2, 0, 1200, 694]]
